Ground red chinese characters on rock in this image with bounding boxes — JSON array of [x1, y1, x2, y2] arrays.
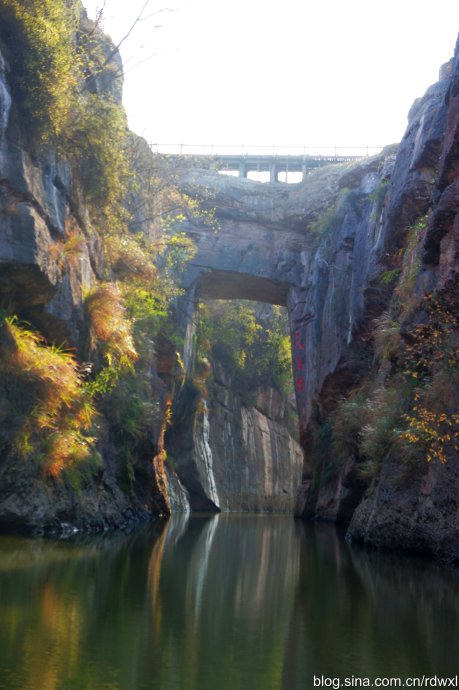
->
[[295, 330, 305, 394]]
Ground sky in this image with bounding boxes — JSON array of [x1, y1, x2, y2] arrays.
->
[[82, 0, 459, 155]]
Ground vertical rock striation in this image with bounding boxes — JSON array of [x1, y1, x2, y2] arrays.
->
[[167, 361, 303, 513]]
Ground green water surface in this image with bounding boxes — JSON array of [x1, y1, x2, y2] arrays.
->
[[0, 515, 458, 690]]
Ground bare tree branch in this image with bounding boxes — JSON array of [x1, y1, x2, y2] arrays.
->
[[102, 2, 176, 69]]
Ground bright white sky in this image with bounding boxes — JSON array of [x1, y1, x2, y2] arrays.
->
[[83, 0, 459, 154]]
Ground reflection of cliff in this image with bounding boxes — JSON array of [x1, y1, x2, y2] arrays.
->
[[1, 518, 459, 689], [282, 523, 459, 685]]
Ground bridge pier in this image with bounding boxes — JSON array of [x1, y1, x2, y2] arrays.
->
[[238, 161, 247, 178], [269, 163, 277, 183]]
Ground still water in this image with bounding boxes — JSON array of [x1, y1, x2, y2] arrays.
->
[[0, 515, 458, 690]]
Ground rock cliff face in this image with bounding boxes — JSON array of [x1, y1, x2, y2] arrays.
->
[[167, 361, 303, 513], [345, 46, 459, 560], [0, 12, 188, 531], [293, 42, 459, 560]]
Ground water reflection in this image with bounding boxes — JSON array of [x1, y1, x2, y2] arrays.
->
[[0, 517, 458, 690], [283, 523, 459, 687]]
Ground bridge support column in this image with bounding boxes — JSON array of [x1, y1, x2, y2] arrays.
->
[[301, 164, 308, 181], [238, 161, 247, 178], [269, 163, 277, 183]]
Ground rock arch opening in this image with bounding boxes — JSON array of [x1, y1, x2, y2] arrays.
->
[[195, 270, 291, 306]]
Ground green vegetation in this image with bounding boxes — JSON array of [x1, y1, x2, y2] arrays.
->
[[196, 301, 293, 402], [392, 215, 426, 317], [0, 0, 131, 230], [308, 187, 364, 237], [369, 179, 389, 216], [307, 210, 458, 483], [67, 95, 130, 216], [378, 269, 400, 287], [1, 0, 78, 140]]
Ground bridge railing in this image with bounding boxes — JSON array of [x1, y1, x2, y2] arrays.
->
[[149, 143, 384, 157]]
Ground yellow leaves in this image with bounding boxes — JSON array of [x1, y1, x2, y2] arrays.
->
[[106, 233, 157, 284], [401, 404, 459, 464]]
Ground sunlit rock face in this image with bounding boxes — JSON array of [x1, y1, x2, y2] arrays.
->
[[167, 363, 303, 513], [0, 42, 99, 347]]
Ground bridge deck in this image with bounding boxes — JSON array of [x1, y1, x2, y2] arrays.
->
[[159, 151, 368, 182], [211, 153, 363, 180]]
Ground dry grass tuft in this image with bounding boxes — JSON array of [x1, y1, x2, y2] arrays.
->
[[0, 318, 97, 476], [84, 284, 138, 366]]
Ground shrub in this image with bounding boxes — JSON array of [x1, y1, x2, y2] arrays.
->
[[309, 203, 341, 237], [66, 94, 130, 222], [378, 269, 400, 287], [359, 386, 402, 477], [308, 188, 363, 237], [393, 215, 428, 318], [401, 390, 459, 464], [0, 0, 78, 140], [331, 390, 368, 459], [369, 179, 389, 213]]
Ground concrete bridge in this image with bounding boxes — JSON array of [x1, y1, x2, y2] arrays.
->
[[173, 146, 390, 435], [152, 144, 383, 183], [210, 153, 364, 182], [173, 152, 384, 370]]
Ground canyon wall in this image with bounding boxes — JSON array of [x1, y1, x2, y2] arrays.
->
[[168, 360, 303, 513], [0, 9, 189, 531], [174, 37, 459, 560], [1, 0, 458, 560], [293, 41, 459, 561]]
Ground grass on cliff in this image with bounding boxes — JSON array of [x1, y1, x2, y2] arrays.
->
[[0, 305, 159, 488], [84, 284, 138, 370], [0, 316, 97, 477]]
